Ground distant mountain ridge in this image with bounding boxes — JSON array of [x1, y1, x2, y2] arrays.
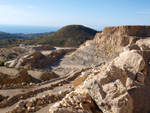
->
[[26, 25, 98, 47], [13, 32, 54, 39], [0, 31, 54, 47], [0, 31, 23, 40]]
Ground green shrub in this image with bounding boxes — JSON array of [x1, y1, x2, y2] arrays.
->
[[0, 62, 4, 66], [7, 54, 13, 59], [21, 89, 25, 92]]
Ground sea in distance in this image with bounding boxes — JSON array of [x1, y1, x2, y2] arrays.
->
[[0, 24, 60, 33]]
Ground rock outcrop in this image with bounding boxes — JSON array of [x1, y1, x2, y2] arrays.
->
[[71, 26, 150, 66], [102, 26, 150, 37], [50, 26, 150, 113]]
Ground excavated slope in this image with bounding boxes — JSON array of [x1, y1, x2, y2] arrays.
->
[[71, 26, 150, 66]]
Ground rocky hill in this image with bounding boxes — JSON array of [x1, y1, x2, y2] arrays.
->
[[26, 25, 97, 47]]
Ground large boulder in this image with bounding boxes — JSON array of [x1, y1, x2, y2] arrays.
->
[[84, 49, 150, 113], [49, 85, 102, 113], [136, 38, 150, 50]]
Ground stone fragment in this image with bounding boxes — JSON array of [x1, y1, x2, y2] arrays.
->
[[72, 76, 87, 88], [136, 72, 145, 84]]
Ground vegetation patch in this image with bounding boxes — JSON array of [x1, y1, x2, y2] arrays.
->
[[0, 62, 4, 66]]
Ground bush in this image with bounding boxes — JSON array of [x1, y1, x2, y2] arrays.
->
[[21, 89, 25, 92], [0, 62, 4, 66], [7, 54, 12, 59]]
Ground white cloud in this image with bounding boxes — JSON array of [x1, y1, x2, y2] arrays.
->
[[136, 12, 150, 14], [27, 5, 38, 9]]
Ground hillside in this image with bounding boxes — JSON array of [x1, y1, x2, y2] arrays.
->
[[26, 25, 98, 47], [0, 31, 54, 48], [13, 32, 54, 39], [0, 38, 26, 48], [0, 32, 23, 40]]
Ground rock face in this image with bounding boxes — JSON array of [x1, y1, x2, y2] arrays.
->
[[0, 69, 31, 85], [102, 26, 150, 37], [70, 26, 150, 66], [50, 26, 150, 113]]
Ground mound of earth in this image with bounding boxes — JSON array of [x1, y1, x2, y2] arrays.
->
[[0, 69, 31, 85], [49, 26, 150, 113], [38, 70, 59, 81]]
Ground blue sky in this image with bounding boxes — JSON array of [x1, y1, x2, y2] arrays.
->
[[0, 0, 150, 29]]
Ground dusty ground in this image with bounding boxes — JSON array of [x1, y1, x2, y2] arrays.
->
[[0, 67, 18, 75], [44, 55, 86, 76], [0, 83, 70, 113], [0, 47, 86, 113]]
